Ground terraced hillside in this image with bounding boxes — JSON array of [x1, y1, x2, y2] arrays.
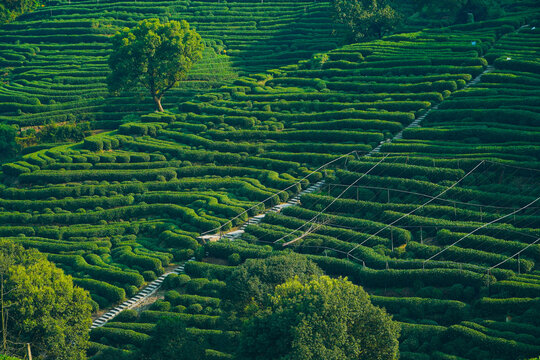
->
[[0, 0, 342, 128], [78, 18, 540, 360], [0, 2, 539, 360]]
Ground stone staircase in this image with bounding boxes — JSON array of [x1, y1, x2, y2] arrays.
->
[[368, 65, 495, 156], [90, 258, 195, 329], [220, 180, 326, 241]]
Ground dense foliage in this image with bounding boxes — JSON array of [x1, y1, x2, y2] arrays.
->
[[108, 19, 204, 112], [0, 0, 40, 24], [0, 240, 92, 359], [238, 275, 400, 360], [331, 0, 401, 40], [224, 253, 323, 311]]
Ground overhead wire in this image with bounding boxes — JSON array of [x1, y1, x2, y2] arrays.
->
[[346, 160, 486, 256], [200, 150, 362, 235], [274, 154, 390, 246], [422, 196, 540, 266]]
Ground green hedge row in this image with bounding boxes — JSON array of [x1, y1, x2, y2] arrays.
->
[[446, 324, 540, 359], [19, 167, 177, 184], [73, 278, 125, 304], [90, 327, 150, 348], [51, 254, 144, 287]]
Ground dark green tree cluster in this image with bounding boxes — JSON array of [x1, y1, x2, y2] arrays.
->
[[238, 275, 400, 360], [134, 254, 400, 360], [0, 240, 92, 360], [0, 0, 40, 24], [139, 317, 206, 360], [224, 253, 323, 312], [331, 0, 402, 41], [0, 124, 19, 159], [35, 122, 91, 143]]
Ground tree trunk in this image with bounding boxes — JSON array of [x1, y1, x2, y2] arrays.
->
[[153, 95, 164, 112]]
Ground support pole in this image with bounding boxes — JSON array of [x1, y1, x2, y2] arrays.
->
[[27, 343, 32, 360], [486, 269, 491, 295]]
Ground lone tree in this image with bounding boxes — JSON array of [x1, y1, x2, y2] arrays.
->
[[108, 19, 204, 112], [331, 0, 401, 41], [0, 240, 92, 359], [238, 276, 400, 360]]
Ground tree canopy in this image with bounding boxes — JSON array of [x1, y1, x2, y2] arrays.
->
[[225, 253, 323, 312], [140, 317, 206, 360], [0, 124, 19, 159], [0, 0, 40, 24], [331, 0, 401, 41], [238, 276, 400, 360], [107, 18, 204, 112], [0, 240, 92, 360]]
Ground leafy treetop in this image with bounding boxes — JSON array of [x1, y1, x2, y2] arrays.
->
[[107, 18, 204, 112], [225, 252, 323, 312], [0, 240, 92, 360], [238, 275, 401, 360], [331, 0, 402, 41]]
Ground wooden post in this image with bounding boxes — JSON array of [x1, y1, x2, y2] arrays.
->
[[480, 206, 483, 222], [420, 227, 423, 244], [391, 230, 394, 251], [486, 270, 491, 295], [27, 343, 32, 360]]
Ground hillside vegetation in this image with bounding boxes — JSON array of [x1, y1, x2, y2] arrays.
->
[[0, 0, 343, 128]]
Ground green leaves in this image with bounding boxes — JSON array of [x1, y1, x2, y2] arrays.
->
[[238, 276, 400, 360], [0, 240, 92, 360], [108, 19, 204, 111], [331, 0, 402, 41]]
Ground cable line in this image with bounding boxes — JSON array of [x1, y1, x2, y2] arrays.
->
[[423, 196, 540, 266], [346, 160, 485, 256], [487, 237, 540, 272], [201, 150, 361, 235], [275, 154, 390, 246]]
